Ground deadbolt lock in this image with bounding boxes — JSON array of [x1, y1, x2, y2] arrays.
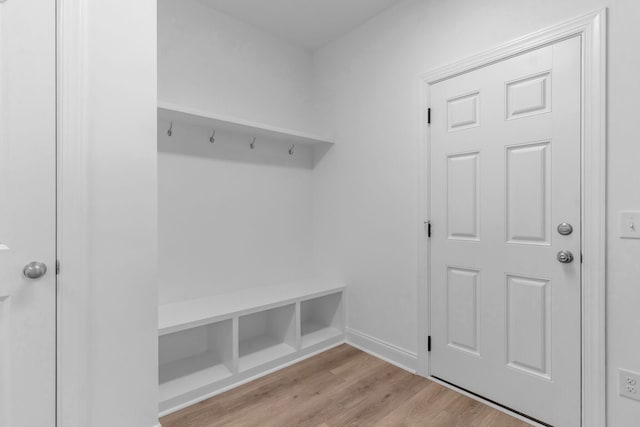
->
[[557, 222, 574, 236]]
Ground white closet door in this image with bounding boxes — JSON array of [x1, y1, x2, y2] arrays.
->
[[430, 36, 581, 427], [0, 0, 57, 425]]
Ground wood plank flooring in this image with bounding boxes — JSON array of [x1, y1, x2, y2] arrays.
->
[[161, 344, 532, 427]]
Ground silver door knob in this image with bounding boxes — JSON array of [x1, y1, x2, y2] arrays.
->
[[23, 261, 47, 280], [556, 250, 574, 264]]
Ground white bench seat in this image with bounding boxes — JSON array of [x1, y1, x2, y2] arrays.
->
[[157, 278, 346, 415], [159, 278, 345, 335]]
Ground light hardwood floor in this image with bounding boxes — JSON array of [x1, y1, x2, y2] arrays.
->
[[161, 344, 532, 427]]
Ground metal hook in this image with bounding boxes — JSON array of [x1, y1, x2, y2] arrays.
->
[[288, 144, 295, 155], [250, 137, 256, 150], [167, 121, 173, 137], [209, 129, 216, 144]]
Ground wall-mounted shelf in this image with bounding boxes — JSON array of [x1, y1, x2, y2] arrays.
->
[[157, 279, 345, 416], [158, 102, 335, 148]]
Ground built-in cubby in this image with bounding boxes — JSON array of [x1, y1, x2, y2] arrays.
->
[[157, 279, 345, 416], [157, 0, 347, 418], [238, 304, 296, 372], [301, 292, 344, 349], [157, 49, 342, 416], [159, 319, 233, 403], [157, 98, 345, 416]]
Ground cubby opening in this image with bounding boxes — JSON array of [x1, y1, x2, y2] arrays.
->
[[159, 319, 233, 402], [300, 292, 344, 348], [238, 304, 296, 372]]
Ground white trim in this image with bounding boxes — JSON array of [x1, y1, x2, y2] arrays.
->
[[56, 0, 90, 426], [345, 327, 417, 373], [577, 10, 607, 427], [417, 9, 607, 427]]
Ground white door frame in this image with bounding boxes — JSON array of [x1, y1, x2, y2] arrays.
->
[[417, 9, 607, 427], [57, 1, 91, 426]]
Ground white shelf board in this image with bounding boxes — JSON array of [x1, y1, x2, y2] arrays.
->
[[159, 278, 345, 336], [159, 354, 232, 402], [158, 102, 334, 147], [238, 336, 295, 372], [301, 323, 343, 349]]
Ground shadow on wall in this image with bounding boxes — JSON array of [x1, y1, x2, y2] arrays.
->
[[158, 118, 331, 169]]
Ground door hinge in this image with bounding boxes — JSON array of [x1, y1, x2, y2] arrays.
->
[[427, 336, 432, 352], [427, 108, 431, 124], [426, 220, 432, 238], [56, 260, 60, 275]]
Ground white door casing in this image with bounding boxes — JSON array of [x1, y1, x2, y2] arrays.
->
[[430, 37, 580, 426], [0, 0, 57, 426], [418, 10, 607, 427]]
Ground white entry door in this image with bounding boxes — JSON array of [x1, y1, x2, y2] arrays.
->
[[0, 0, 57, 426], [429, 36, 581, 426]]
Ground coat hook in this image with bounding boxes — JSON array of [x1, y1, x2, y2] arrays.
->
[[167, 121, 173, 137], [288, 144, 295, 155], [250, 137, 256, 150], [209, 129, 216, 143]]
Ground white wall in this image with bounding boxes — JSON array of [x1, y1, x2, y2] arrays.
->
[[84, 1, 158, 426], [157, 123, 315, 304], [311, 1, 640, 425], [157, 0, 318, 304], [158, 0, 314, 132]]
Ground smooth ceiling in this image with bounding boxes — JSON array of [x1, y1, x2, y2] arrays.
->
[[202, 0, 402, 49]]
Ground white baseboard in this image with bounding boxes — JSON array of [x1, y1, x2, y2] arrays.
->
[[345, 327, 417, 373]]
